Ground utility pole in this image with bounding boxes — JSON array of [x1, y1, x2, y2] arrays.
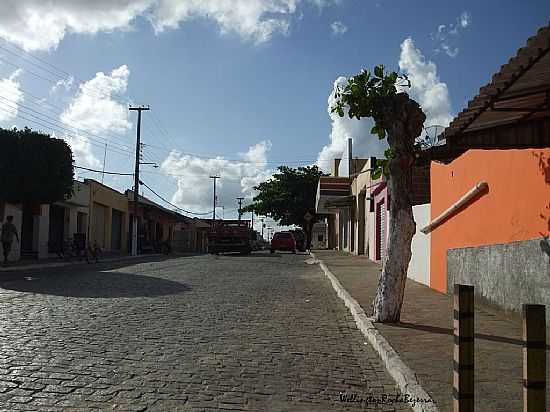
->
[[129, 105, 150, 256], [251, 211, 254, 232], [101, 143, 107, 184], [237, 197, 244, 221], [210, 175, 220, 223], [261, 218, 264, 239]]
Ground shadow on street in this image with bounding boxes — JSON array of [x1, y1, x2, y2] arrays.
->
[[0, 267, 192, 299]]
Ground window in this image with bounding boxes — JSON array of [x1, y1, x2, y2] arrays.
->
[[318, 235, 323, 242]]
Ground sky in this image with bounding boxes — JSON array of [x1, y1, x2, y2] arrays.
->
[[0, 0, 548, 234]]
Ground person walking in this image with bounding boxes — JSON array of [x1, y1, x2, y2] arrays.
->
[[1, 215, 19, 266]]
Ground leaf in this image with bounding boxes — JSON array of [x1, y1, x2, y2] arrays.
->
[[377, 127, 386, 139], [370, 125, 379, 135], [371, 167, 383, 180], [384, 148, 394, 158], [374, 65, 384, 78]]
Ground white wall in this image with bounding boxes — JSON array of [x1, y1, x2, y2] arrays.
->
[[366, 206, 376, 260], [408, 203, 431, 286]]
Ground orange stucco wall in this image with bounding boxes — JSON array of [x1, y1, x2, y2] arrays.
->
[[430, 148, 550, 293]]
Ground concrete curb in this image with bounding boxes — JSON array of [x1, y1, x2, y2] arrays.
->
[[0, 253, 163, 272], [311, 253, 439, 412]]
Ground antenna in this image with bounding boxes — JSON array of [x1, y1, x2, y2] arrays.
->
[[417, 125, 446, 149]]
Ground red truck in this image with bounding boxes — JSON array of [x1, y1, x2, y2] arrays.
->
[[208, 220, 254, 255]]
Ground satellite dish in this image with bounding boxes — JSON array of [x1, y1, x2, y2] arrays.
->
[[416, 125, 446, 149]]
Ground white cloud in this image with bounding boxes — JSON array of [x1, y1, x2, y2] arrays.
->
[[459, 11, 471, 29], [330, 21, 348, 36], [318, 38, 453, 167], [63, 134, 102, 169], [50, 76, 74, 94], [317, 77, 388, 172], [60, 65, 132, 167], [61, 65, 131, 135], [0, 1, 151, 51], [0, 69, 24, 125], [161, 141, 274, 213], [149, 0, 298, 44], [309, 0, 342, 8], [399, 37, 453, 128], [0, 0, 341, 51], [433, 10, 471, 57]]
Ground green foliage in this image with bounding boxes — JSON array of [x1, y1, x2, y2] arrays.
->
[[0, 127, 74, 203], [331, 65, 411, 178], [242, 165, 327, 228]]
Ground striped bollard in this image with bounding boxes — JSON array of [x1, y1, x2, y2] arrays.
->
[[454, 284, 474, 412], [523, 304, 546, 412]]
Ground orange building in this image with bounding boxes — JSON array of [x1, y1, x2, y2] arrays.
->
[[429, 148, 550, 293], [421, 26, 550, 313]]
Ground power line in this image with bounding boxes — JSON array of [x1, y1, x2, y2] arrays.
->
[[0, 105, 133, 159], [140, 180, 214, 216], [0, 94, 135, 154], [74, 166, 133, 176], [0, 49, 336, 168]]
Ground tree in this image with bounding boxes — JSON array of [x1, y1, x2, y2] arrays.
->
[[0, 127, 74, 204], [331, 65, 426, 323], [243, 165, 326, 247]]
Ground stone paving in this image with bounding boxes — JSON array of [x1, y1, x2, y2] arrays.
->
[[0, 252, 411, 411], [314, 250, 550, 412]]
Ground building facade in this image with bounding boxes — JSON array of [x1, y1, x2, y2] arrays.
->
[[87, 179, 129, 254], [418, 25, 550, 316]]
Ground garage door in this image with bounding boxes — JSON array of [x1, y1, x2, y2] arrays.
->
[[93, 203, 107, 249], [111, 209, 123, 251], [376, 200, 386, 261]]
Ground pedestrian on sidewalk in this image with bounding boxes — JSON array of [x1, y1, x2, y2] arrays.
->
[[1, 216, 19, 266]]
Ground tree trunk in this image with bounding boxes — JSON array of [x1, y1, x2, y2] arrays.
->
[[371, 94, 425, 323]]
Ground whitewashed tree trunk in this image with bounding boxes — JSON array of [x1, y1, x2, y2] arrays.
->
[[372, 94, 425, 323]]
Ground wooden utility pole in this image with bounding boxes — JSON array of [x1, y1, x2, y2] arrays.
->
[[101, 143, 107, 184], [210, 175, 220, 222], [129, 105, 149, 256], [237, 197, 244, 221]]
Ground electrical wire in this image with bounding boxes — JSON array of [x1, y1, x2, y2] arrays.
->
[[74, 166, 133, 176], [0, 94, 135, 154], [140, 180, 215, 216]]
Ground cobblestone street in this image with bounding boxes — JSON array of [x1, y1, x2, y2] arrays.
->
[[0, 253, 410, 411]]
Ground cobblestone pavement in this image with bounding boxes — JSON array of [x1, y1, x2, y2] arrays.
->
[[0, 253, 411, 411]]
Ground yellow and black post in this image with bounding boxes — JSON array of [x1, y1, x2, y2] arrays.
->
[[453, 284, 474, 412], [522, 304, 546, 412]]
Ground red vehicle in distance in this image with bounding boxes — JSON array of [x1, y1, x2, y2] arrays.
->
[[270, 232, 297, 254]]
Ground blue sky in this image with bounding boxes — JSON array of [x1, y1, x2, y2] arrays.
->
[[0, 0, 548, 227]]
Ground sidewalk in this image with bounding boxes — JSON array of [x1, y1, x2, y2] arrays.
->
[[314, 250, 550, 412], [0, 252, 165, 272]]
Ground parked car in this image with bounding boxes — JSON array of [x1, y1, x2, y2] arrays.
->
[[290, 229, 306, 252], [270, 231, 296, 254]]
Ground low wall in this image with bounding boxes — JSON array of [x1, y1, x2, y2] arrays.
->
[[408, 204, 430, 286], [447, 236, 550, 318]]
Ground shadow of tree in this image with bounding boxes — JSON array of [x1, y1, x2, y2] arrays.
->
[[533, 150, 550, 233], [385, 321, 550, 349], [0, 269, 191, 298]]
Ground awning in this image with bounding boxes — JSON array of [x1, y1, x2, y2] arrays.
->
[[324, 195, 355, 208], [315, 176, 351, 214]]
